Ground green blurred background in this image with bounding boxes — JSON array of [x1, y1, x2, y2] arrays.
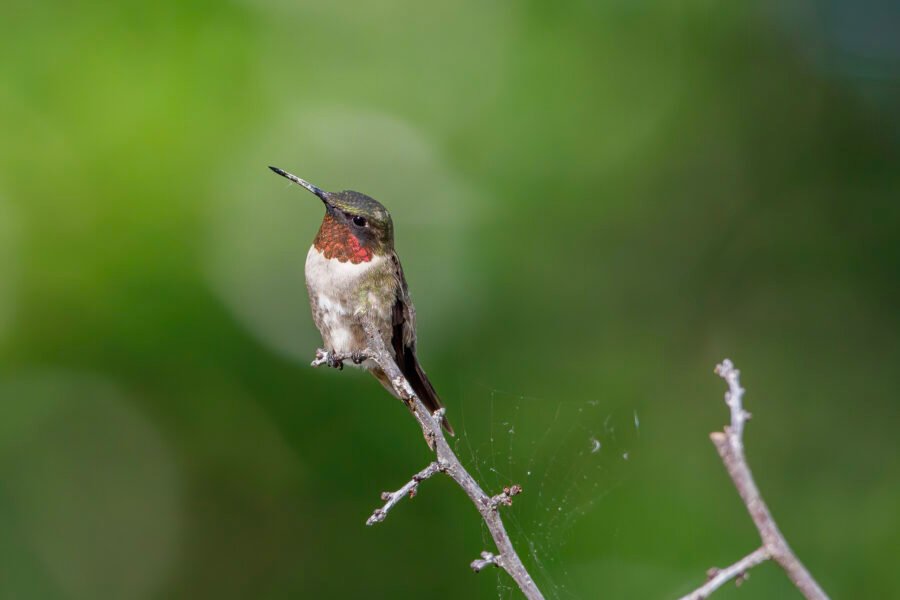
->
[[1, 1, 898, 598]]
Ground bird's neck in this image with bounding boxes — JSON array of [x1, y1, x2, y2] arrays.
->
[[313, 214, 374, 264]]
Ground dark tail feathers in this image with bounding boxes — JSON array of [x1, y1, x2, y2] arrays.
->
[[403, 353, 454, 436]]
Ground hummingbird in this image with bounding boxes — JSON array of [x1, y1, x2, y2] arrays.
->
[[269, 166, 454, 435]]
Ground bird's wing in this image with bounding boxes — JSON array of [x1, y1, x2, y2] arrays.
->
[[389, 252, 454, 435]]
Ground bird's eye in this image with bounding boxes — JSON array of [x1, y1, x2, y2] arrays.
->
[[352, 216, 367, 227]]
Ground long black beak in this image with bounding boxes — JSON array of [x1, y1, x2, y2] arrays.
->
[[269, 166, 329, 203]]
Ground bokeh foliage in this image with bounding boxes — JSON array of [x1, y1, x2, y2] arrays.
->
[[1, 1, 898, 598]]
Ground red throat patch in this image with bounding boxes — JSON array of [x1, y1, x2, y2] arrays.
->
[[313, 214, 373, 263]]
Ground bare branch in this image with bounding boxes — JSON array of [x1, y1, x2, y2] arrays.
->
[[681, 359, 829, 600], [348, 317, 544, 600], [366, 461, 442, 526], [316, 337, 830, 600]]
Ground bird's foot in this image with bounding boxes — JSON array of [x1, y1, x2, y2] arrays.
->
[[350, 350, 369, 365], [311, 348, 328, 367], [311, 348, 344, 370]]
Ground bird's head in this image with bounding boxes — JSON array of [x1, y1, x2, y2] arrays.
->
[[270, 166, 394, 263]]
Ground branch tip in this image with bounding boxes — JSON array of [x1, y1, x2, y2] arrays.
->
[[682, 361, 828, 600], [471, 551, 501, 572], [489, 484, 523, 509]]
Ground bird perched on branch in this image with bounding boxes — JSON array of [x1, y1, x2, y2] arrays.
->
[[269, 166, 453, 435]]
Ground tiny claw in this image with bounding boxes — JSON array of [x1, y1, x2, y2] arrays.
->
[[326, 352, 344, 370]]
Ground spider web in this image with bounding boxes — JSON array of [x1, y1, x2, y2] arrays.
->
[[453, 383, 641, 599]]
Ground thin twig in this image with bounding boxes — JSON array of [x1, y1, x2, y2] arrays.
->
[[680, 359, 829, 600], [471, 551, 502, 572], [490, 484, 524, 509], [366, 461, 442, 525], [315, 319, 544, 600]]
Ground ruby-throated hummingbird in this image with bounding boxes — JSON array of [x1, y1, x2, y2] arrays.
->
[[269, 166, 453, 435]]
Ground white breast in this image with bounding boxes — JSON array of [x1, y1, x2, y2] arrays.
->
[[305, 246, 387, 355], [305, 245, 384, 291]]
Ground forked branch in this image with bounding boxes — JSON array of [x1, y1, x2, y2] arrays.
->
[[679, 360, 829, 600], [314, 318, 544, 600]]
